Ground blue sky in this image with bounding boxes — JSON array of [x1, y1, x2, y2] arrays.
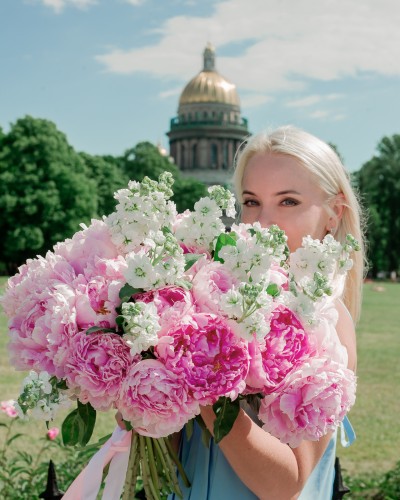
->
[[1, 0, 400, 172]]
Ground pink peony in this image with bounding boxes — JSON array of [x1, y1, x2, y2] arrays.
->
[[117, 359, 199, 437], [1, 400, 18, 418], [258, 357, 357, 448], [47, 427, 60, 440], [54, 219, 120, 276], [7, 282, 78, 377], [191, 261, 238, 314], [66, 332, 136, 411], [134, 286, 195, 335], [4, 247, 125, 379], [246, 306, 314, 394], [155, 313, 250, 404]]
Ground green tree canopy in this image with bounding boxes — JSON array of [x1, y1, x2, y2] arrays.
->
[[79, 152, 129, 217], [0, 116, 98, 272], [355, 134, 400, 276], [120, 141, 180, 181]]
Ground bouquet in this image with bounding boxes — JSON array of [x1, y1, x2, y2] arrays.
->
[[1, 172, 359, 499]]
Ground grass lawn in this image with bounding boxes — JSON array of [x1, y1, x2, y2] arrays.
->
[[1, 276, 399, 478]]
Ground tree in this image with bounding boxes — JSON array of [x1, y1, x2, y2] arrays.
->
[[172, 176, 208, 213], [355, 134, 400, 277], [0, 116, 98, 273], [120, 141, 180, 182], [79, 152, 129, 217]]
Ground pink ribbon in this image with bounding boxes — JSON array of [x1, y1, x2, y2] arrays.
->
[[62, 426, 132, 500]]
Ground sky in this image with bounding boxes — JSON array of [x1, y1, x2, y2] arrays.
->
[[1, 0, 400, 172]]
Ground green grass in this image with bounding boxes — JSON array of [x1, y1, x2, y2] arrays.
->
[[1, 277, 399, 478], [336, 281, 400, 476]]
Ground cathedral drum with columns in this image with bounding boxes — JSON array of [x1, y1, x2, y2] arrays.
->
[[167, 44, 250, 186]]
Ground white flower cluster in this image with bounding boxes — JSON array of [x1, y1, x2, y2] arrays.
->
[[124, 229, 185, 290], [219, 223, 288, 283], [283, 233, 359, 325], [173, 184, 235, 252], [121, 301, 161, 355], [106, 172, 177, 254], [174, 196, 226, 252], [207, 185, 236, 219], [221, 282, 274, 341], [14, 371, 70, 421]]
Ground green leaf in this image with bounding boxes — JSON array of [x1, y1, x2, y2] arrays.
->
[[183, 253, 203, 271], [214, 232, 237, 263], [123, 419, 133, 431], [62, 401, 96, 446], [85, 326, 116, 335], [119, 283, 142, 302], [185, 419, 194, 441], [56, 378, 69, 390], [212, 397, 240, 444], [115, 315, 124, 326], [78, 400, 97, 445], [266, 283, 280, 297], [6, 433, 25, 446]]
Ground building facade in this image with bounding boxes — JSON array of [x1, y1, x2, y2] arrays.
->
[[167, 44, 249, 186]]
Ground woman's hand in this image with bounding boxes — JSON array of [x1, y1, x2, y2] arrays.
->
[[115, 411, 127, 430]]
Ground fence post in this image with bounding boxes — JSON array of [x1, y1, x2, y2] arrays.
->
[[39, 460, 64, 499]]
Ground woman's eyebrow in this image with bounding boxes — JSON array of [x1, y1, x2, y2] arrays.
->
[[242, 189, 301, 196], [275, 190, 301, 196]]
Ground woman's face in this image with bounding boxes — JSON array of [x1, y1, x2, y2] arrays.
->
[[241, 152, 334, 252]]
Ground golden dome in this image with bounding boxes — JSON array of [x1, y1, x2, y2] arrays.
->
[[179, 45, 240, 107]]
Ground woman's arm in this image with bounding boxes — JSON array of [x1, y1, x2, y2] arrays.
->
[[200, 303, 357, 500], [200, 405, 332, 500]]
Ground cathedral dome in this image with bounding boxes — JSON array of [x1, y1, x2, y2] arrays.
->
[[179, 44, 240, 108]]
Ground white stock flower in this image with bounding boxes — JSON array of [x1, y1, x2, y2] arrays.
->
[[121, 301, 161, 355], [124, 251, 156, 290], [16, 371, 71, 421]]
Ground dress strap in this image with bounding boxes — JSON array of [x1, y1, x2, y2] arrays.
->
[[340, 415, 356, 448]]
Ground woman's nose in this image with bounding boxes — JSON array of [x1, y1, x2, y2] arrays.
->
[[257, 209, 275, 228]]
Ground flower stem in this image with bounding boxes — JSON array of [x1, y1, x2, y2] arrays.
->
[[163, 436, 190, 488], [122, 432, 139, 500], [140, 435, 161, 500]]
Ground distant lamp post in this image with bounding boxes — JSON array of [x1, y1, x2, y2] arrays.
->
[[39, 460, 64, 500]]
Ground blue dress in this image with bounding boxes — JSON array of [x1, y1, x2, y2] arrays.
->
[[169, 415, 355, 500]]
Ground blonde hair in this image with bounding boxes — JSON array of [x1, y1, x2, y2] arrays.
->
[[233, 125, 366, 324]]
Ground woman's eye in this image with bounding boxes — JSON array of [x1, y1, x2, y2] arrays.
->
[[242, 199, 258, 207], [281, 198, 299, 207]]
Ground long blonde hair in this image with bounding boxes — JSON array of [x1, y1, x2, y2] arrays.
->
[[233, 125, 366, 324]]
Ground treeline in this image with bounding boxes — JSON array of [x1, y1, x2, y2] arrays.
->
[[0, 116, 207, 274], [0, 115, 399, 277]]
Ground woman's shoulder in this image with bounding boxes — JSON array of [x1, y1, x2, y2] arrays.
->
[[334, 299, 357, 372]]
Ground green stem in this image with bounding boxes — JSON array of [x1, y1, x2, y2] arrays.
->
[[140, 436, 161, 500], [153, 438, 172, 484], [145, 437, 160, 492], [163, 436, 190, 488], [0, 420, 14, 464], [122, 432, 139, 500]]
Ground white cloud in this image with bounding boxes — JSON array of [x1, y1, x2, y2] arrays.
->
[[286, 93, 343, 108], [308, 110, 347, 121], [40, 0, 96, 13], [95, 0, 400, 99], [240, 94, 273, 108], [124, 0, 146, 5]]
